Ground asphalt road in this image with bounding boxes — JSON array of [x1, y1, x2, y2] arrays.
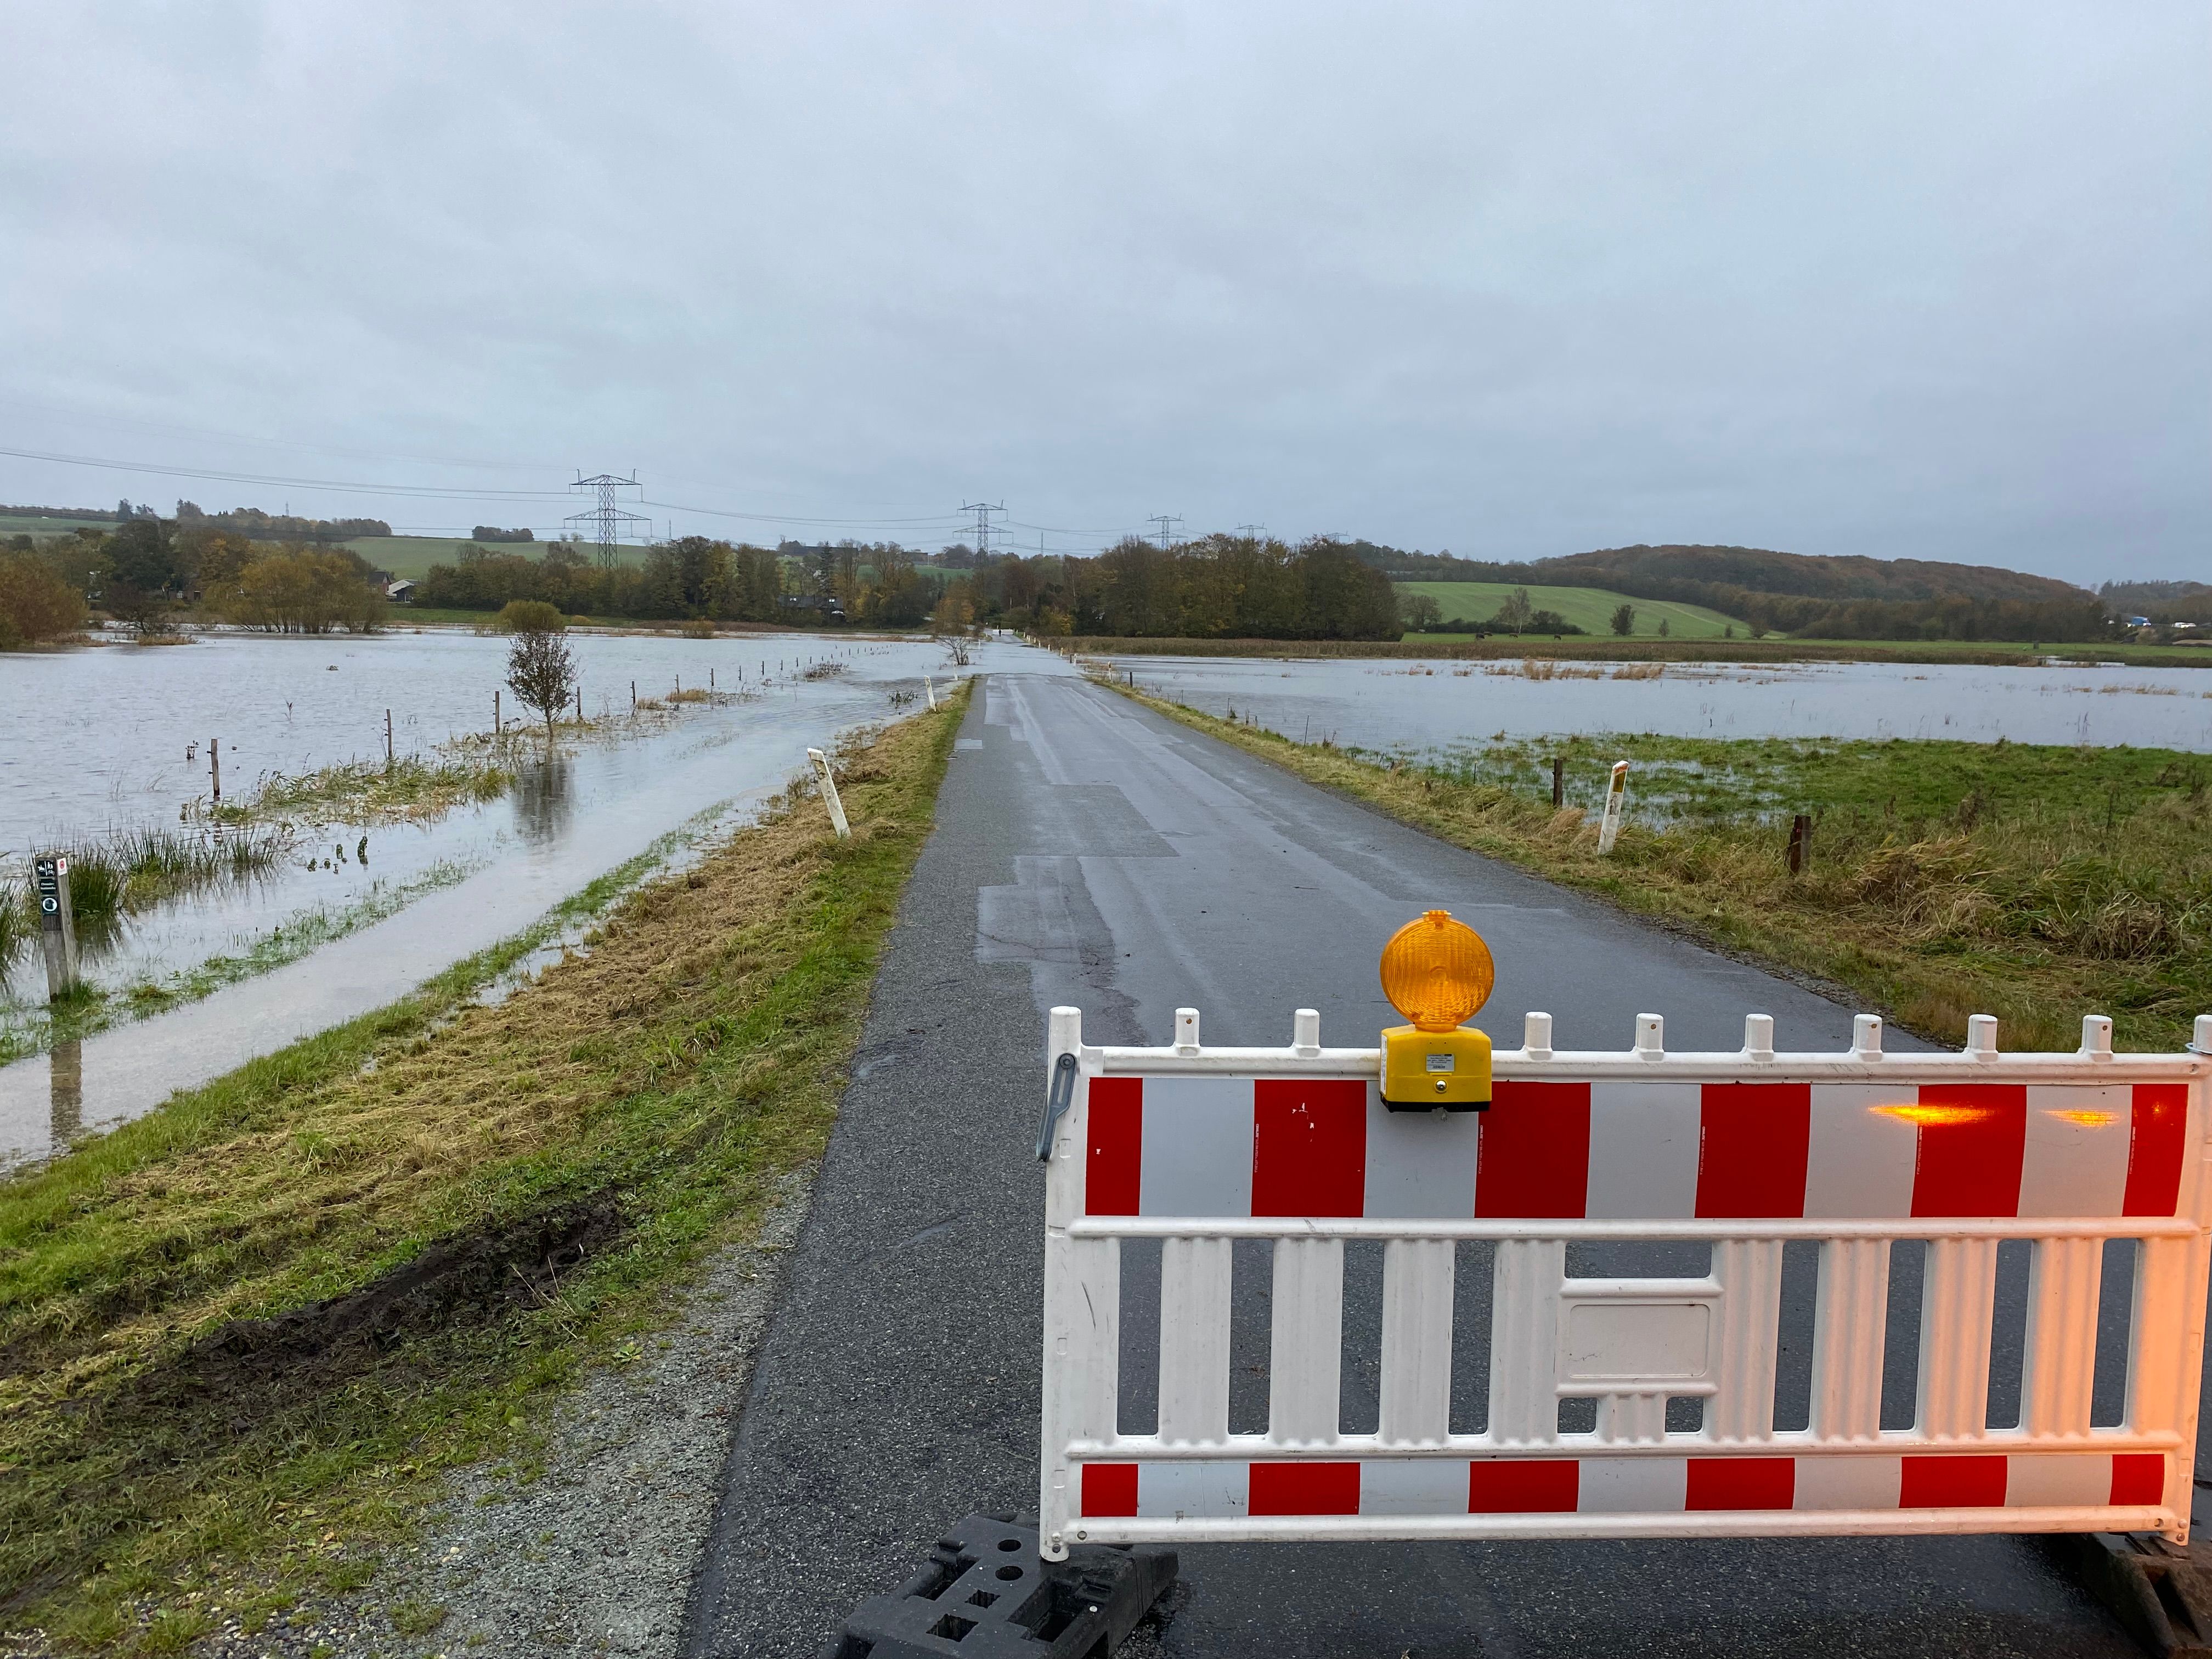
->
[[684, 672, 2148, 1658]]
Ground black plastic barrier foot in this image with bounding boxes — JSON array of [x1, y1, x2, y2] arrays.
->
[[817, 1513, 1177, 1659], [2059, 1532, 2212, 1657]]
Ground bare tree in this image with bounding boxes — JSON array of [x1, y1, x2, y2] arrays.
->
[[1494, 586, 1535, 635], [506, 626, 577, 744]]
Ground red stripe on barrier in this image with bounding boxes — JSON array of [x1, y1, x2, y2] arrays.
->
[[1081, 1463, 1139, 1517], [1685, 1457, 1796, 1511], [1249, 1461, 1360, 1516], [1086, 1077, 1143, 1216], [1696, 1084, 1812, 1218], [1252, 1080, 1368, 1217], [1910, 1085, 2027, 1218], [2111, 1453, 2167, 1508], [2123, 1085, 2190, 1218], [1469, 1459, 1579, 1513], [1900, 1454, 2008, 1508], [1476, 1082, 1591, 1219]]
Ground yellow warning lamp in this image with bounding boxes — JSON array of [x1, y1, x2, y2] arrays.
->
[[1379, 909, 1494, 1110]]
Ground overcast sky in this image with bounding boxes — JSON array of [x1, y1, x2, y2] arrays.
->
[[1, 2, 2205, 583]]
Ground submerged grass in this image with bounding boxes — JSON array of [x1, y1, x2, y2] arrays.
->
[[0, 685, 969, 1650], [0, 827, 295, 985], [1116, 684, 2211, 1053], [217, 754, 515, 828], [0, 857, 488, 1069]]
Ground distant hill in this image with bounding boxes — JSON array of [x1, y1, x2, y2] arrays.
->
[[1372, 542, 2087, 602], [2100, 579, 2212, 624], [1355, 542, 2107, 642]]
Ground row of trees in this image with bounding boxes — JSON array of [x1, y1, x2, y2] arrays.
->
[[949, 535, 1398, 640], [3, 526, 388, 637], [414, 538, 954, 628], [415, 539, 791, 622]]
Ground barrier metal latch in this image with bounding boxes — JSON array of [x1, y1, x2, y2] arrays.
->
[[1037, 1051, 1078, 1161]]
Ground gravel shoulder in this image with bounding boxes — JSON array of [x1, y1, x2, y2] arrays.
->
[[190, 1175, 812, 1659]]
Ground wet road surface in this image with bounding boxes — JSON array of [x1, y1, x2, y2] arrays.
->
[[684, 672, 2151, 1658]]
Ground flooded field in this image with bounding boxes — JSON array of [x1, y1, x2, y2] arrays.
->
[[0, 629, 1055, 1166], [1101, 653, 2212, 754]]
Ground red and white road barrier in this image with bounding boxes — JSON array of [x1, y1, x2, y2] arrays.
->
[[1037, 1006, 2212, 1559]]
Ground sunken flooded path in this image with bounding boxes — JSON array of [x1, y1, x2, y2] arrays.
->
[[0, 629, 1071, 1167]]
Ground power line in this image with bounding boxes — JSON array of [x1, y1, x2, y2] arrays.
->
[[1147, 514, 1184, 550], [0, 444, 564, 500], [637, 497, 968, 529]]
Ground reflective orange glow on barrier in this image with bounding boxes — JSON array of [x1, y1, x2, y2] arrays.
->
[[1872, 1103, 1993, 1127], [2050, 1109, 2119, 1128]]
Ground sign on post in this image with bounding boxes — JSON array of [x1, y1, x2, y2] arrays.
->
[[32, 854, 78, 1001]]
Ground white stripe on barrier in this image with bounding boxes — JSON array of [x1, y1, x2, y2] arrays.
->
[[1038, 1004, 2212, 1559], [2020, 1084, 2132, 1217], [1585, 1081, 1700, 1220], [1802, 1085, 1917, 1218]]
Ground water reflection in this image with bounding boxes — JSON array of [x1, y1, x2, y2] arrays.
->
[[49, 1040, 81, 1148], [512, 754, 575, 844], [1105, 655, 2212, 753]]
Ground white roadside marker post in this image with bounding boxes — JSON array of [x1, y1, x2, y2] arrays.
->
[[925, 674, 937, 709], [1596, 759, 1630, 854], [807, 748, 851, 839]]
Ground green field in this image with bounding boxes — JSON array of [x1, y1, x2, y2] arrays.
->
[[0, 512, 114, 541], [1393, 580, 1740, 638], [348, 536, 653, 578]]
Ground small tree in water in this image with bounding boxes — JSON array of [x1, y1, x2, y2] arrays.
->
[[506, 624, 577, 745]]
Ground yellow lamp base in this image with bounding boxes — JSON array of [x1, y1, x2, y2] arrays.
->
[[1381, 1024, 1492, 1110]]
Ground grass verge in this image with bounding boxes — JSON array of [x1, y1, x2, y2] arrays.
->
[[1110, 683, 2209, 1053], [0, 684, 969, 1651]]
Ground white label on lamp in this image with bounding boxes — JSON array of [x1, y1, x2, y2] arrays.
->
[[1425, 1053, 1455, 1073]]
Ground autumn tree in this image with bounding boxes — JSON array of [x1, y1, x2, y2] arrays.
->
[[0, 551, 88, 647]]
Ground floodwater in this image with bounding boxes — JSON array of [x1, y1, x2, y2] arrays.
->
[[0, 629, 1063, 1167], [1101, 654, 2212, 754]]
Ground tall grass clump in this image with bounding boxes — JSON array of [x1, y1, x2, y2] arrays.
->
[[17, 826, 295, 949], [0, 877, 29, 980]]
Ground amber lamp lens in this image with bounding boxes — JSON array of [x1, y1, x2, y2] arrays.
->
[[1379, 909, 1495, 1031]]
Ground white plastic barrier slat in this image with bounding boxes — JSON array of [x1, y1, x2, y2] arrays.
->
[[1709, 1239, 1784, 1443], [1158, 1237, 1232, 1444], [1810, 1239, 1888, 1440], [1268, 1237, 1344, 1444], [1918, 1237, 2000, 1441], [2022, 1235, 2100, 1436], [1488, 1239, 1565, 1446], [1378, 1238, 1454, 1444], [1036, 1004, 2212, 1560]]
